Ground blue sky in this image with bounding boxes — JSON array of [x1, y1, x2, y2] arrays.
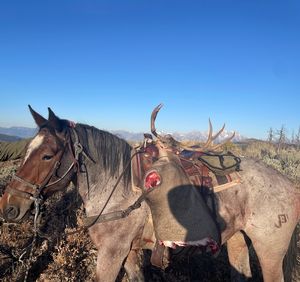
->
[[0, 0, 299, 139]]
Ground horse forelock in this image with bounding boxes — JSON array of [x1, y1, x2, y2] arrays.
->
[[74, 124, 132, 191], [23, 123, 68, 167]]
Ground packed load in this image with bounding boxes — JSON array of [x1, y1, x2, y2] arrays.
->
[[132, 104, 242, 267]]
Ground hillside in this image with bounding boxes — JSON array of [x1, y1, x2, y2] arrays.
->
[[0, 127, 37, 139], [0, 133, 21, 142]]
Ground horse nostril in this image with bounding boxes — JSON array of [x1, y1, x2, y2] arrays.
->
[[4, 205, 20, 220]]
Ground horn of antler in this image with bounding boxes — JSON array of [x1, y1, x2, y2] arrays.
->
[[181, 123, 235, 152], [150, 104, 235, 152], [150, 104, 181, 148], [151, 103, 164, 139], [181, 120, 235, 152]]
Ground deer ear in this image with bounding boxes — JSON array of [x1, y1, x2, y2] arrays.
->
[[28, 105, 47, 127]]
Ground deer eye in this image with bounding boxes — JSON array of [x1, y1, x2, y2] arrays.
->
[[42, 155, 53, 161]]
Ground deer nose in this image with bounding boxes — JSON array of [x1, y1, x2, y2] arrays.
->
[[3, 205, 20, 221]]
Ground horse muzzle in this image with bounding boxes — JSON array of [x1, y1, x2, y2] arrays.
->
[[0, 193, 32, 222]]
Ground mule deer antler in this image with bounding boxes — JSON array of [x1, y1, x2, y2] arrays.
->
[[150, 104, 235, 152]]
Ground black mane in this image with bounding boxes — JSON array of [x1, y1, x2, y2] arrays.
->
[[74, 124, 132, 187]]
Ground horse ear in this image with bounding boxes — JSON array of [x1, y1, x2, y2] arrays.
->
[[48, 107, 58, 121], [28, 105, 47, 127], [48, 107, 64, 131]]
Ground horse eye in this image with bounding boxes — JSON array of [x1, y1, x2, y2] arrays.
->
[[42, 155, 53, 161]]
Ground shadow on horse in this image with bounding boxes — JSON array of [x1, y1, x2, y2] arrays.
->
[[0, 106, 300, 282]]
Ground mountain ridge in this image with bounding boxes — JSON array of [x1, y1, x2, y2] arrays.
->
[[0, 133, 22, 142], [0, 127, 37, 139], [0, 126, 245, 142]]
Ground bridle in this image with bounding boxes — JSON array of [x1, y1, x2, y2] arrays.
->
[[3, 127, 93, 282], [5, 128, 84, 227]]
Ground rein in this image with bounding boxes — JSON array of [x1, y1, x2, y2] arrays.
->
[[67, 148, 154, 236], [82, 149, 153, 228]]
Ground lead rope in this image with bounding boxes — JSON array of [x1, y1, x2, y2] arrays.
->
[[23, 197, 42, 282]]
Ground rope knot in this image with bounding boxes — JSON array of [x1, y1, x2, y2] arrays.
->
[[74, 142, 83, 160]]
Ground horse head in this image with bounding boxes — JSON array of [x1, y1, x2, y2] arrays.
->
[[0, 106, 77, 222]]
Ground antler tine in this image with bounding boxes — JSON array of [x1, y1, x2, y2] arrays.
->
[[201, 119, 225, 150], [209, 131, 236, 151], [151, 103, 163, 139], [180, 121, 235, 152], [202, 121, 226, 151], [150, 104, 182, 148], [201, 119, 213, 150], [211, 123, 226, 142]]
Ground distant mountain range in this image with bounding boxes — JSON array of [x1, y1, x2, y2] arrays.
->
[[0, 127, 37, 139], [0, 126, 245, 142], [113, 130, 244, 142], [0, 133, 22, 142]]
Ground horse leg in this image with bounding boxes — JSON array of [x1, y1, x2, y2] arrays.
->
[[94, 241, 131, 282], [89, 210, 148, 282], [95, 242, 145, 282], [250, 240, 285, 282], [227, 231, 251, 281], [245, 224, 295, 282], [124, 248, 144, 282]]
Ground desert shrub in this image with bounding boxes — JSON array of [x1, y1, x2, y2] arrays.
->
[[244, 141, 277, 159], [244, 141, 300, 185], [221, 142, 242, 155]]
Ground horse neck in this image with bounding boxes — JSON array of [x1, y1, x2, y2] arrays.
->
[[72, 125, 133, 216]]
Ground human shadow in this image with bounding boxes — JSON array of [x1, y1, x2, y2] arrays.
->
[[165, 185, 263, 281]]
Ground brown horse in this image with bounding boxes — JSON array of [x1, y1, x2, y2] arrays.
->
[[0, 106, 300, 282]]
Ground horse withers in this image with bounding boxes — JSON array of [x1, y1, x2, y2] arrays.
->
[[0, 105, 300, 282]]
